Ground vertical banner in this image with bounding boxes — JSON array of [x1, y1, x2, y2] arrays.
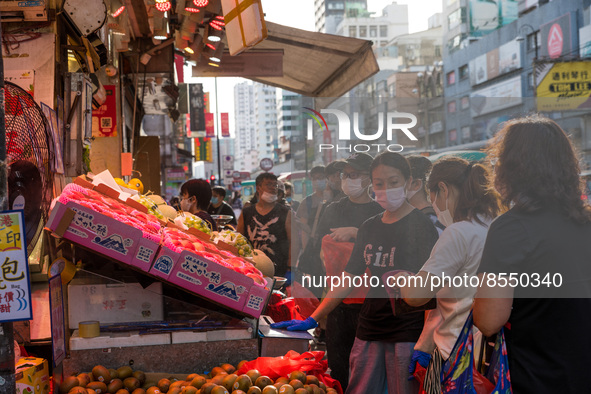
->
[[221, 113, 230, 137], [186, 114, 192, 138], [204, 92, 210, 113], [91, 85, 117, 137], [189, 83, 205, 132], [205, 112, 215, 137], [0, 210, 32, 322], [194, 137, 213, 162]]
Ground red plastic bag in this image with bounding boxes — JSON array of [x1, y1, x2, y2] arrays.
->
[[266, 297, 305, 323], [236, 350, 343, 394], [321, 235, 369, 304], [286, 281, 321, 319]]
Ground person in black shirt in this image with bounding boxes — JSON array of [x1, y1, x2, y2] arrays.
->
[[273, 152, 438, 394], [180, 179, 217, 231], [237, 173, 292, 278], [207, 186, 237, 226], [474, 116, 591, 393]]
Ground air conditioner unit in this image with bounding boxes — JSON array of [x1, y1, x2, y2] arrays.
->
[[0, 0, 48, 22]]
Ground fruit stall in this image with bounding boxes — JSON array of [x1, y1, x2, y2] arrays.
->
[[33, 173, 324, 394]]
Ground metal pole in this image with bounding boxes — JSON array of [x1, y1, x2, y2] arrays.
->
[[0, 14, 17, 393], [215, 77, 221, 186]]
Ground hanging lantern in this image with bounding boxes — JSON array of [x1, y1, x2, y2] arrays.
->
[[193, 0, 209, 6], [155, 1, 171, 12]]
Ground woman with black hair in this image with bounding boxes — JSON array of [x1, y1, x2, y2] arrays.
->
[[180, 179, 217, 231], [474, 115, 591, 393], [273, 152, 438, 394], [398, 157, 502, 392]]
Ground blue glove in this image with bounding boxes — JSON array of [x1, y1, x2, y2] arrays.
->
[[408, 350, 431, 376], [270, 317, 318, 331]]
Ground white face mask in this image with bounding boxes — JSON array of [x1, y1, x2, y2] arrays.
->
[[432, 191, 454, 227], [312, 179, 327, 192], [341, 178, 366, 198], [181, 197, 193, 212], [374, 185, 407, 212], [261, 191, 278, 203], [406, 180, 421, 200]]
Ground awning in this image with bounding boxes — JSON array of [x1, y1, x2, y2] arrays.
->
[[250, 22, 380, 98], [193, 22, 380, 99]]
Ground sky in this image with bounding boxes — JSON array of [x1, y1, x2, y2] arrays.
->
[[186, 0, 444, 138]]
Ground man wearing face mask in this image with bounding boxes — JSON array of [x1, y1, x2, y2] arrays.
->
[[179, 179, 218, 231], [304, 152, 384, 390], [207, 186, 238, 226], [296, 166, 329, 249], [237, 173, 292, 278]]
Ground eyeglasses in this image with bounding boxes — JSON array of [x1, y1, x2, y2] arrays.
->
[[340, 171, 369, 180]]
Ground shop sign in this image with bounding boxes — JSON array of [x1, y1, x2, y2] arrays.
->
[[205, 112, 215, 137], [470, 76, 522, 117], [536, 61, 591, 111], [221, 112, 230, 137], [0, 211, 33, 323], [49, 274, 66, 366], [540, 13, 573, 60], [195, 137, 213, 162], [92, 85, 117, 137], [166, 167, 186, 182], [189, 83, 206, 132], [579, 25, 591, 58]]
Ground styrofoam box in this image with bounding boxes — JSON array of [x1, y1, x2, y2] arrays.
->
[[68, 279, 164, 329], [70, 330, 171, 350]]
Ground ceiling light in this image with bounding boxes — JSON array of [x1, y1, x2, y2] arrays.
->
[[207, 25, 222, 42], [209, 42, 224, 63]]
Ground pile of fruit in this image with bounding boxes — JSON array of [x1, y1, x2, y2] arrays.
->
[[212, 230, 253, 257], [60, 363, 338, 394], [174, 213, 213, 235]]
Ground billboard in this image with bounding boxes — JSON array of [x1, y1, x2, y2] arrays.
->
[[470, 76, 523, 117], [469, 39, 521, 85], [469, 0, 518, 37], [540, 13, 576, 60], [536, 61, 591, 111], [580, 25, 591, 58]]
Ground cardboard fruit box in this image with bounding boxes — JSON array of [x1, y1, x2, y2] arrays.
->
[[15, 357, 49, 394]]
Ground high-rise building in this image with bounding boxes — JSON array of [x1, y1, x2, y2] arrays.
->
[[253, 83, 278, 164], [315, 0, 368, 34], [233, 82, 255, 171], [276, 90, 315, 171]]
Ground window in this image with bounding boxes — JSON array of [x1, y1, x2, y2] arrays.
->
[[448, 8, 462, 30], [370, 26, 377, 37], [461, 126, 471, 140], [359, 26, 367, 37], [380, 25, 388, 37], [460, 96, 470, 110], [526, 31, 541, 52], [459, 64, 468, 80], [447, 100, 456, 113], [449, 129, 457, 142], [447, 70, 456, 85], [349, 26, 357, 37]]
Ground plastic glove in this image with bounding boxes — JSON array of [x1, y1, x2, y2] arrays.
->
[[270, 316, 318, 331], [408, 350, 431, 376]]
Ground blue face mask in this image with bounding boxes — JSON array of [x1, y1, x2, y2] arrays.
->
[[286, 197, 292, 203], [211, 197, 219, 205]]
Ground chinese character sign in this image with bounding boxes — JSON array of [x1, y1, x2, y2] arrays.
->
[[0, 211, 32, 322], [221, 113, 230, 137], [189, 83, 206, 132], [205, 113, 215, 137], [91, 85, 117, 137], [194, 137, 213, 162]]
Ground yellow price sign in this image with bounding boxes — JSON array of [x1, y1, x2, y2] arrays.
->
[[0, 213, 23, 252]]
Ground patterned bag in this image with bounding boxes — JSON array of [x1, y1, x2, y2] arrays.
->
[[440, 311, 511, 394]]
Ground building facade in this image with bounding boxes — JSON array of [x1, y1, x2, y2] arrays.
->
[[233, 82, 256, 171], [314, 0, 368, 33], [253, 82, 278, 165]]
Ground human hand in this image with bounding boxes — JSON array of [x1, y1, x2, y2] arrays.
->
[[329, 227, 358, 242], [270, 317, 318, 331]]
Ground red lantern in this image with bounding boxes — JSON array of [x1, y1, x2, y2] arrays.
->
[[155, 1, 171, 12], [193, 0, 209, 6]]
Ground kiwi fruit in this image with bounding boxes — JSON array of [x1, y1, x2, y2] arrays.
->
[[200, 382, 218, 394], [294, 389, 308, 394], [221, 363, 237, 374], [133, 371, 146, 385], [273, 383, 284, 390], [210, 367, 227, 377], [254, 376, 273, 390], [246, 387, 262, 394], [87, 381, 108, 393], [210, 386, 229, 394], [232, 374, 253, 392], [77, 373, 91, 388], [60, 376, 80, 393], [145, 388, 162, 394], [115, 390, 129, 394], [278, 385, 295, 394], [87, 390, 97, 394], [181, 386, 198, 394], [246, 370, 260, 384], [142, 381, 157, 390], [289, 380, 304, 390], [157, 378, 170, 392], [169, 381, 185, 390], [107, 378, 124, 393], [222, 374, 239, 391], [108, 369, 119, 380], [261, 386, 278, 394], [305, 377, 319, 386], [289, 371, 306, 385], [233, 391, 247, 394], [168, 388, 183, 394], [186, 373, 198, 381], [123, 377, 141, 391], [117, 366, 133, 380], [67, 388, 87, 394], [132, 390, 147, 394], [92, 366, 111, 384], [318, 383, 327, 391], [189, 375, 207, 389], [303, 386, 313, 394], [237, 360, 249, 371], [211, 373, 228, 385]]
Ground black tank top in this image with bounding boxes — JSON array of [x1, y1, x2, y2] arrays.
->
[[242, 203, 290, 277]]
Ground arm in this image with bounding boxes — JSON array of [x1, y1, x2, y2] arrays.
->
[[473, 274, 513, 337], [310, 279, 355, 322], [400, 271, 439, 307], [329, 227, 359, 242]]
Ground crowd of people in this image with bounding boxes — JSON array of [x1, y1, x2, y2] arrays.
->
[[170, 116, 591, 393]]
